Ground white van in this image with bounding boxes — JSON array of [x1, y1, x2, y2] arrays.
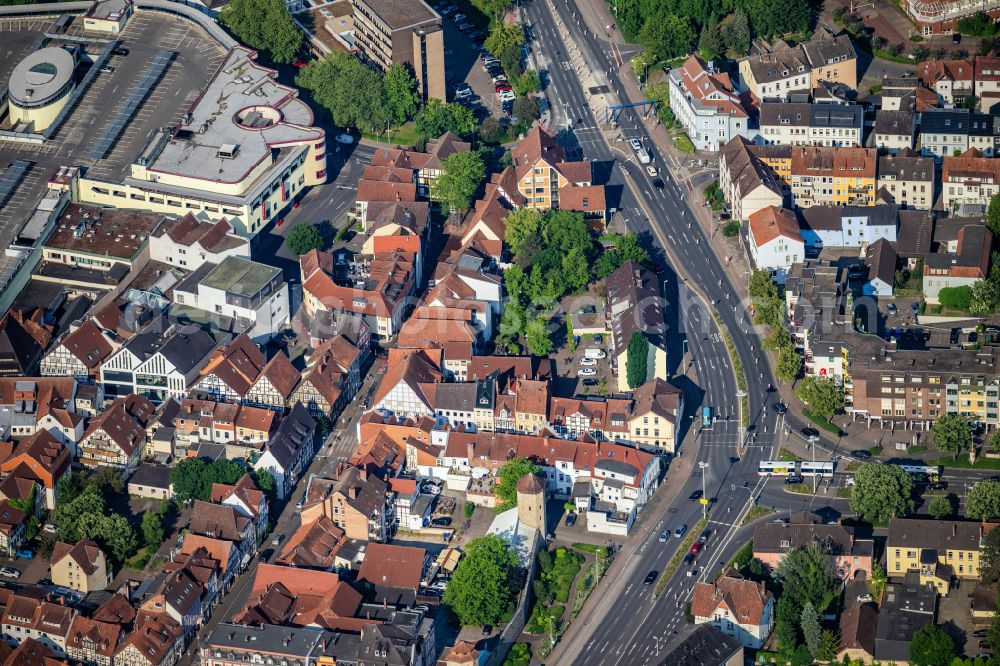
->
[[584, 348, 607, 359], [637, 149, 652, 165]]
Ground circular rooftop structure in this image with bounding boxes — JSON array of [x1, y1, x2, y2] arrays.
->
[[8, 47, 75, 109]]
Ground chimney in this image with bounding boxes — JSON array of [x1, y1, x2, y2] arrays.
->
[[466, 440, 475, 462]]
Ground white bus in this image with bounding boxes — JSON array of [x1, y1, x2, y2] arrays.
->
[[758, 461, 797, 476], [799, 462, 835, 478], [893, 464, 942, 481]]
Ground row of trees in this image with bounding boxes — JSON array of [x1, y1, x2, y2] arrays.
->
[[614, 0, 809, 62], [748, 269, 803, 382]]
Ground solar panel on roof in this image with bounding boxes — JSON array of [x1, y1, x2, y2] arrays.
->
[[88, 51, 175, 160]]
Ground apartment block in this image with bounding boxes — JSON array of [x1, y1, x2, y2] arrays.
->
[[941, 148, 1000, 209], [876, 149, 935, 210], [788, 146, 877, 208], [887, 518, 985, 594], [350, 0, 445, 100], [757, 101, 862, 147], [738, 28, 857, 102], [667, 55, 750, 152]]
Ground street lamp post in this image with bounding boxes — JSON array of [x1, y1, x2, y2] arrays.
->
[[698, 462, 709, 518]]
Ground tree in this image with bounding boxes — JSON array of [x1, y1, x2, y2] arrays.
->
[[169, 458, 211, 503], [512, 96, 540, 121], [795, 376, 844, 421], [479, 117, 503, 144], [967, 479, 1000, 520], [930, 413, 972, 459], [79, 513, 137, 564], [938, 285, 973, 310], [414, 99, 477, 138], [775, 347, 803, 382], [991, 429, 1000, 453], [495, 457, 542, 511], [909, 624, 956, 666], [525, 315, 554, 357], [626, 331, 650, 389], [141, 508, 164, 549], [57, 470, 88, 505], [433, 151, 486, 213], [296, 53, 388, 131], [251, 469, 278, 504], [774, 597, 801, 653], [719, 9, 751, 54], [970, 278, 1000, 315], [594, 233, 650, 278], [927, 494, 955, 519], [444, 535, 519, 625], [849, 462, 914, 523], [869, 561, 888, 599], [698, 16, 725, 59], [220, 0, 302, 63], [88, 466, 125, 495], [285, 223, 324, 256], [485, 23, 524, 58], [500, 45, 524, 78], [383, 63, 419, 125], [505, 209, 542, 256], [640, 14, 696, 60], [773, 543, 838, 613], [800, 602, 821, 657], [511, 70, 540, 97], [816, 630, 839, 662], [207, 458, 246, 486], [748, 268, 779, 301], [53, 486, 106, 543], [983, 526, 1000, 584]]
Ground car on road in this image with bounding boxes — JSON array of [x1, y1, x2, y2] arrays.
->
[[700, 529, 711, 542], [659, 531, 668, 542], [800, 427, 820, 439], [784, 475, 804, 485], [335, 133, 354, 144], [689, 490, 703, 501], [849, 450, 871, 459], [643, 570, 658, 585], [271, 534, 285, 546], [577, 368, 597, 376], [653, 179, 665, 190], [929, 481, 948, 490], [0, 568, 18, 579], [686, 568, 697, 577], [628, 138, 642, 151], [689, 541, 702, 555], [674, 524, 687, 538], [645, 165, 657, 177], [112, 47, 129, 56], [566, 513, 577, 526], [887, 302, 897, 316], [773, 402, 787, 415], [99, 65, 114, 74], [683, 553, 695, 566]]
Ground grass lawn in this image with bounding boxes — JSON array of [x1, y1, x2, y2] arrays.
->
[[869, 445, 883, 456], [741, 505, 775, 526], [673, 133, 695, 154], [803, 409, 843, 436], [361, 123, 423, 148], [930, 456, 1000, 470], [778, 448, 803, 462], [836, 487, 853, 498], [785, 483, 817, 495], [525, 547, 584, 633]]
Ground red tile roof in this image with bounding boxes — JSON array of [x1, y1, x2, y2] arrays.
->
[[358, 543, 426, 591]]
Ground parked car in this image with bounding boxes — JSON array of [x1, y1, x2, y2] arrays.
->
[[800, 427, 820, 439], [292, 57, 308, 68], [580, 357, 598, 367], [582, 378, 598, 386], [112, 47, 129, 56], [271, 534, 285, 546], [643, 570, 658, 585], [566, 513, 577, 526], [981, 640, 993, 650], [911, 302, 920, 314], [576, 368, 597, 376], [295, 499, 305, 509], [335, 133, 355, 144], [452, 12, 465, 20], [14, 549, 33, 559], [951, 328, 962, 344], [953, 32, 962, 43], [887, 302, 897, 315], [674, 524, 687, 538], [99, 65, 114, 74], [0, 568, 18, 579], [593, 334, 603, 345], [850, 450, 871, 459], [432, 517, 452, 527], [495, 84, 512, 93], [42, 523, 56, 534], [974, 630, 990, 638], [857, 593, 873, 602]]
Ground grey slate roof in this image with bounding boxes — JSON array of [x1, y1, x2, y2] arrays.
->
[[659, 624, 743, 666], [206, 622, 326, 657]]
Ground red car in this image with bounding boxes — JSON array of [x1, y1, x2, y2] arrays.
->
[[292, 57, 308, 68], [495, 83, 512, 92], [689, 541, 703, 555]]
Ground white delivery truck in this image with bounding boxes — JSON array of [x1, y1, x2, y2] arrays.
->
[[638, 148, 652, 165]]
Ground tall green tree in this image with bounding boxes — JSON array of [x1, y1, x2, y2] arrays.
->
[[504, 209, 542, 256], [639, 14, 696, 60], [988, 191, 1000, 237], [142, 508, 164, 549], [285, 223, 323, 256], [698, 16, 725, 59], [775, 347, 803, 382], [414, 99, 477, 138], [525, 315, 554, 357], [909, 624, 956, 666], [444, 535, 519, 625], [252, 469, 278, 504], [967, 479, 1000, 520], [773, 543, 839, 613], [815, 630, 839, 663], [296, 53, 388, 131], [626, 331, 650, 389], [849, 462, 914, 523], [930, 413, 972, 459], [220, 0, 302, 63], [970, 278, 1000, 315], [433, 151, 486, 213], [800, 602, 821, 657], [719, 9, 751, 53], [795, 376, 844, 421], [383, 63, 420, 125], [485, 23, 525, 58], [495, 457, 542, 511], [774, 596, 801, 653], [594, 233, 650, 277], [927, 494, 955, 519], [169, 458, 211, 504]]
